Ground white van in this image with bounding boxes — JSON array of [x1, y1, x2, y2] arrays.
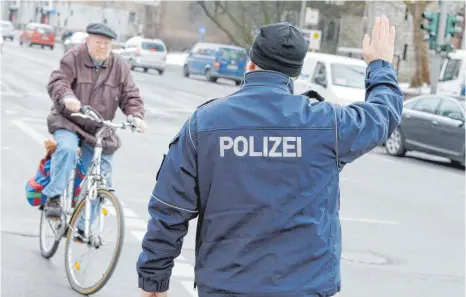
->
[[120, 36, 167, 75], [294, 52, 367, 105], [438, 50, 465, 98], [0, 20, 14, 41]]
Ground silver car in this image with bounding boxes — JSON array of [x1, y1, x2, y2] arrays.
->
[[63, 32, 88, 52], [385, 95, 465, 167]]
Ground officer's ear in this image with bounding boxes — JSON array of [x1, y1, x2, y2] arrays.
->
[[247, 61, 259, 72]]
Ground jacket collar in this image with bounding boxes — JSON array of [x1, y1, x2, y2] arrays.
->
[[242, 70, 294, 94], [83, 44, 110, 68]]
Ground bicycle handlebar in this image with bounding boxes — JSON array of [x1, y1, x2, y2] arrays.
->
[[70, 105, 140, 132]]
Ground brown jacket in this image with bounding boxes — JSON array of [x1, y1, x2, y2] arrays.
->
[[47, 44, 144, 154]]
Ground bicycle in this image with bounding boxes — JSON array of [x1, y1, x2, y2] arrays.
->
[[38, 105, 140, 295]]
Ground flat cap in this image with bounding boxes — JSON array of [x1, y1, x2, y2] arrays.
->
[[250, 22, 308, 77], [86, 23, 117, 40]]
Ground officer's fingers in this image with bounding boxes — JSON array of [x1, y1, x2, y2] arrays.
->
[[362, 34, 371, 51], [380, 15, 387, 41], [389, 25, 396, 46], [372, 17, 381, 41]]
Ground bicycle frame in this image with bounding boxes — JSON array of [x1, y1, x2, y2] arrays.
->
[[59, 125, 119, 244]]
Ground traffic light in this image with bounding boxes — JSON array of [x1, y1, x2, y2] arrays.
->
[[421, 11, 440, 50], [445, 14, 464, 37]]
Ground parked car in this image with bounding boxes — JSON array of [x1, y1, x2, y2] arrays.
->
[[63, 31, 88, 52], [0, 20, 14, 41], [118, 36, 167, 74], [19, 23, 55, 50], [183, 42, 248, 85], [294, 52, 367, 105], [385, 94, 465, 167]]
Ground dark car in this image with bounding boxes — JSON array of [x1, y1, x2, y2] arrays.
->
[[385, 94, 465, 167]]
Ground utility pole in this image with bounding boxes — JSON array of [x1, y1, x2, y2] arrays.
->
[[430, 1, 447, 95], [300, 0, 306, 29]]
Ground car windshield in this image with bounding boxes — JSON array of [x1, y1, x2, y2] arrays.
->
[[36, 26, 53, 34], [220, 48, 247, 61], [142, 42, 165, 51], [330, 63, 366, 89]]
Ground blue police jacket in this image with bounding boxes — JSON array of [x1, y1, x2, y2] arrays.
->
[[137, 60, 403, 297]]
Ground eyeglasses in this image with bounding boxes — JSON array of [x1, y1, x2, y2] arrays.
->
[[91, 39, 112, 48]]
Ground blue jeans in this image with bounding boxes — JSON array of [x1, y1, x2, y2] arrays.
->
[[42, 129, 113, 230]]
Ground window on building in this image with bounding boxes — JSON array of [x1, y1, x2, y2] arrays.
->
[[128, 12, 136, 24], [403, 44, 408, 60]]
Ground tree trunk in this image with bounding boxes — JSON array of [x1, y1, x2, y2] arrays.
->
[[410, 2, 431, 87]]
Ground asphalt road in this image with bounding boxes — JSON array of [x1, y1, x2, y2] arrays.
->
[[1, 41, 464, 297]]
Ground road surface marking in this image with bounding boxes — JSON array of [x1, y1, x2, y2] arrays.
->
[[340, 217, 399, 225], [12, 119, 48, 144], [180, 281, 198, 297], [5, 110, 18, 115], [1, 80, 16, 94]]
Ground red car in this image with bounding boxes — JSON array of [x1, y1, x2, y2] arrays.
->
[[20, 23, 55, 50]]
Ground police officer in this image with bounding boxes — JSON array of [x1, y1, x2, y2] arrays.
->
[[137, 16, 402, 297]]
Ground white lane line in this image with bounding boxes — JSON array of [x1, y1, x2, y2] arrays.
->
[[125, 217, 148, 230], [1, 80, 16, 94], [172, 262, 195, 278], [12, 119, 48, 144], [340, 217, 399, 225], [5, 110, 18, 115], [180, 281, 198, 297]]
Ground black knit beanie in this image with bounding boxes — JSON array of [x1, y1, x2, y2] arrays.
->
[[249, 22, 308, 77]]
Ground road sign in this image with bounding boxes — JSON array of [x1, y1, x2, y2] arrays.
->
[[302, 29, 322, 50], [198, 26, 206, 34], [305, 8, 319, 26]]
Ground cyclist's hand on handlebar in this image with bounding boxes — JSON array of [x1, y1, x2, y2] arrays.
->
[[63, 97, 81, 113], [133, 116, 147, 133]]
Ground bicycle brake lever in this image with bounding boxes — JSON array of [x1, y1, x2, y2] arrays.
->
[[71, 113, 88, 119]]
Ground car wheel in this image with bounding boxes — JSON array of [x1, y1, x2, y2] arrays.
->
[[157, 69, 164, 75], [41, 45, 45, 49], [235, 80, 242, 86], [50, 45, 54, 51], [143, 68, 149, 73], [205, 69, 217, 82], [19, 39, 23, 46], [183, 65, 190, 77], [385, 127, 406, 156]]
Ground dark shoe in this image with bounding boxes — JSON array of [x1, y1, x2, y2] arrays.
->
[[44, 197, 61, 219], [74, 228, 85, 244]]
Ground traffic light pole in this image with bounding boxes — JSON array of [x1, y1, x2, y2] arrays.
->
[[430, 1, 448, 94]]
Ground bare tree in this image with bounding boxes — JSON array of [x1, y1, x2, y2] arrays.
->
[[197, 1, 288, 48], [405, 0, 431, 87]]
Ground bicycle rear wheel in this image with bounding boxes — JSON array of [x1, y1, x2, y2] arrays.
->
[[64, 189, 125, 295], [39, 208, 62, 258]]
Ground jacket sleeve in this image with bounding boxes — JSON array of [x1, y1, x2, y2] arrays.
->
[[334, 60, 403, 170], [137, 115, 199, 293], [47, 52, 77, 113], [119, 69, 144, 119]]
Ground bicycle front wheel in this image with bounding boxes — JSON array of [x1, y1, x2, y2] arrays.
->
[[39, 208, 62, 259], [64, 189, 125, 295]]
